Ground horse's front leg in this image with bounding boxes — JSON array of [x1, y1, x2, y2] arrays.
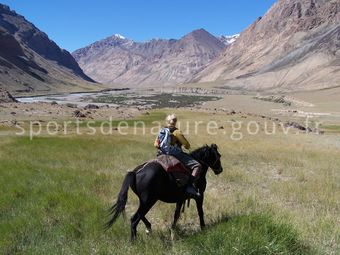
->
[[195, 195, 205, 229], [171, 201, 183, 229]]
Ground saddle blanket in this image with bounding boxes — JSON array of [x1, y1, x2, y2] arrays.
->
[[134, 155, 191, 187], [155, 154, 191, 187], [155, 154, 191, 175]]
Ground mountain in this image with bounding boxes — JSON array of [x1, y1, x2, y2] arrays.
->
[[0, 4, 97, 95], [219, 34, 240, 45], [73, 29, 225, 86], [195, 0, 340, 91], [0, 87, 17, 103]]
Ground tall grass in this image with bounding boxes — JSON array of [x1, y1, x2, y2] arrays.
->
[[0, 111, 339, 254]]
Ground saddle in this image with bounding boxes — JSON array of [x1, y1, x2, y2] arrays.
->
[[155, 154, 191, 175], [135, 155, 191, 187], [155, 155, 191, 187]]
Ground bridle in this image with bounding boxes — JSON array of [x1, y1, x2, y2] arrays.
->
[[197, 150, 221, 172]]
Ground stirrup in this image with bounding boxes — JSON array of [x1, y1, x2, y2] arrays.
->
[[185, 186, 201, 198]]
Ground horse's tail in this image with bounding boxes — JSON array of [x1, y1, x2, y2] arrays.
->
[[105, 171, 135, 230]]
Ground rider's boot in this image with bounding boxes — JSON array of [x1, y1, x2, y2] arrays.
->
[[185, 175, 201, 199]]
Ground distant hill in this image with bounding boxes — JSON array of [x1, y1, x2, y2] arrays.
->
[[194, 0, 340, 91], [73, 29, 226, 86], [0, 4, 98, 95]]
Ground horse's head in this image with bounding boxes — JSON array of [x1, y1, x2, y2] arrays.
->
[[191, 144, 223, 175], [207, 144, 223, 175]]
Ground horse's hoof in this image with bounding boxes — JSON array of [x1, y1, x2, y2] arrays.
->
[[170, 228, 175, 241], [145, 228, 152, 235]]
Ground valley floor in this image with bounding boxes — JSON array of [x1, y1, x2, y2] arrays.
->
[[0, 89, 339, 254]]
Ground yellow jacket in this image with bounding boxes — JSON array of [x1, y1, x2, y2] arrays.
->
[[154, 128, 190, 150]]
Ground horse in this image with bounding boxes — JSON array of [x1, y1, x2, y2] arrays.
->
[[105, 144, 223, 241]]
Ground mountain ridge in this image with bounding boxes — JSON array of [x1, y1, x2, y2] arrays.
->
[[194, 0, 340, 91], [72, 29, 228, 86], [0, 4, 98, 95]]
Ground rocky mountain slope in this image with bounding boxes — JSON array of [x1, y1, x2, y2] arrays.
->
[[0, 88, 17, 103], [195, 0, 340, 91], [0, 4, 98, 95], [73, 29, 226, 86]]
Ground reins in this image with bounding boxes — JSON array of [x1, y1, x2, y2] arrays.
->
[[192, 150, 220, 171]]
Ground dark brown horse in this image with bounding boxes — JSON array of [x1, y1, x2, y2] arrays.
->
[[105, 144, 223, 241]]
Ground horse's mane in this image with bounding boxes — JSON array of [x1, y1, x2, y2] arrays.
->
[[190, 145, 209, 160]]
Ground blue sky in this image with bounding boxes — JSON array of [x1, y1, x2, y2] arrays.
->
[[2, 0, 277, 52]]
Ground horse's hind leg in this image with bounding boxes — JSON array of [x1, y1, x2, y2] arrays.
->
[[130, 199, 156, 241], [141, 216, 152, 234], [130, 211, 141, 241]]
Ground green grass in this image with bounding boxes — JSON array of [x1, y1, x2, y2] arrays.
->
[[0, 136, 311, 254], [322, 125, 340, 133], [0, 111, 339, 254], [0, 125, 13, 131], [0, 136, 154, 254], [73, 111, 167, 128], [177, 214, 310, 255], [93, 111, 166, 127], [83, 93, 221, 109]]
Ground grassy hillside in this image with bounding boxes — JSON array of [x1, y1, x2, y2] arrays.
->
[[0, 111, 339, 254]]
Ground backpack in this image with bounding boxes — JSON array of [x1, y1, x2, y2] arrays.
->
[[157, 127, 175, 154]]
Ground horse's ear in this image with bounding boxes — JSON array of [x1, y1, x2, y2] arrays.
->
[[203, 144, 210, 157], [211, 144, 218, 150]]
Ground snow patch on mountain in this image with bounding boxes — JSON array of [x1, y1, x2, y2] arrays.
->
[[114, 34, 126, 39], [219, 34, 240, 45]]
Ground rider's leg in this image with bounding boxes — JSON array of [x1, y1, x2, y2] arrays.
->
[[172, 152, 202, 198]]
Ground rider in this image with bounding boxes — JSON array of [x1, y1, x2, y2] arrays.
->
[[154, 114, 201, 198]]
